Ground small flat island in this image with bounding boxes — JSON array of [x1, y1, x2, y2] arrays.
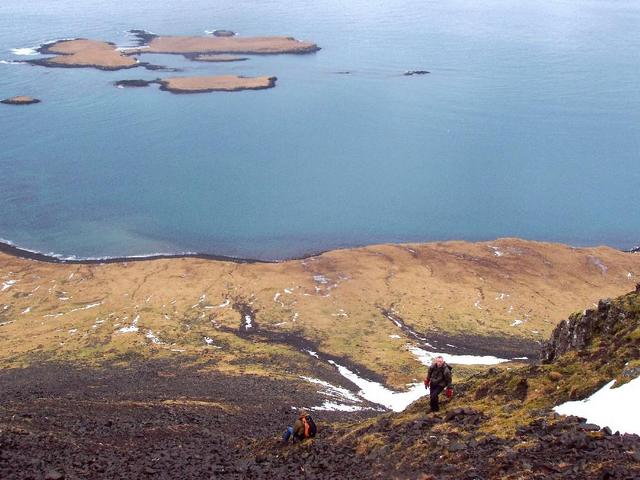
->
[[159, 75, 277, 93], [1, 96, 41, 105], [32, 39, 138, 70], [129, 33, 320, 55]]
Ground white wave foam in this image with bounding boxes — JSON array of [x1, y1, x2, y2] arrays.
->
[[10, 47, 38, 56], [0, 60, 26, 65], [116, 45, 149, 52]]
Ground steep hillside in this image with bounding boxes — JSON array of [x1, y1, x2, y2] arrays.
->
[[251, 286, 640, 479], [1, 242, 639, 479], [1, 238, 639, 388]]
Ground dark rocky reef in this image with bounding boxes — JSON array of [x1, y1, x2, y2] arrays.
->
[[114, 79, 158, 88], [128, 29, 158, 46], [1, 96, 41, 105], [211, 29, 236, 37], [541, 283, 640, 363], [27, 54, 140, 72]]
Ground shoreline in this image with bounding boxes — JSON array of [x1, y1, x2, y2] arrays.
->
[[0, 236, 636, 267], [0, 238, 319, 265]]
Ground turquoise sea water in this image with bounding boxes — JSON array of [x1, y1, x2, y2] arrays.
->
[[1, 0, 639, 260]]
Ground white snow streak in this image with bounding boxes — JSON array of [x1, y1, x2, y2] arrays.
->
[[554, 376, 640, 435], [408, 345, 509, 366]]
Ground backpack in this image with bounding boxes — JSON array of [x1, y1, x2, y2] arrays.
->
[[301, 415, 317, 438]]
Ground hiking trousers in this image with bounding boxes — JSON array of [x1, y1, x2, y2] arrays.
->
[[429, 384, 445, 412]]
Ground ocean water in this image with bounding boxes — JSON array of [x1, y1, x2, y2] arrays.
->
[[1, 0, 639, 260]]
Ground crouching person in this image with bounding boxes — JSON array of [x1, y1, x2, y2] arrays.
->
[[424, 355, 452, 413], [282, 409, 317, 444]]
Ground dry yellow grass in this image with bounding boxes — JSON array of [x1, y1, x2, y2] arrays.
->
[[140, 35, 319, 55], [1, 238, 638, 387], [159, 75, 276, 93], [42, 39, 138, 69]]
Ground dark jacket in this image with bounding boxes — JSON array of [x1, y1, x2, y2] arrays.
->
[[427, 363, 452, 388]]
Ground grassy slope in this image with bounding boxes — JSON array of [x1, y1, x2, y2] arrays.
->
[[254, 289, 640, 479], [1, 238, 639, 388]]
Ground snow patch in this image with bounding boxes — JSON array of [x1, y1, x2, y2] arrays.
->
[[21, 307, 31, 314], [511, 319, 524, 327], [67, 302, 102, 314], [408, 345, 509, 366], [145, 329, 163, 344], [310, 402, 365, 412], [587, 256, 608, 274], [300, 376, 361, 403], [204, 336, 221, 347], [554, 376, 640, 435], [389, 334, 401, 339], [117, 314, 139, 333], [1, 280, 17, 292], [327, 360, 425, 412]]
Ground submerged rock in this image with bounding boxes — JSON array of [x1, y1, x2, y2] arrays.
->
[[114, 79, 157, 88], [211, 30, 236, 37]]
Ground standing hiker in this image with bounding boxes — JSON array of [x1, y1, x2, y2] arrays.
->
[[424, 355, 452, 412], [282, 409, 317, 443]]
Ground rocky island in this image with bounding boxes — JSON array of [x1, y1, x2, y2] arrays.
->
[[129, 32, 320, 56], [1, 95, 41, 105], [28, 32, 319, 71], [159, 75, 277, 93], [114, 75, 277, 93], [31, 39, 138, 70]]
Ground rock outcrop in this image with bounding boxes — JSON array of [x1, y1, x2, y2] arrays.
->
[[541, 283, 640, 363]]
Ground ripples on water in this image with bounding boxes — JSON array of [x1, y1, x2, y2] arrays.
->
[[0, 0, 639, 259]]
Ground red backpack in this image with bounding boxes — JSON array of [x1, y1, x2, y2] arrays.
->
[[301, 415, 317, 438]]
